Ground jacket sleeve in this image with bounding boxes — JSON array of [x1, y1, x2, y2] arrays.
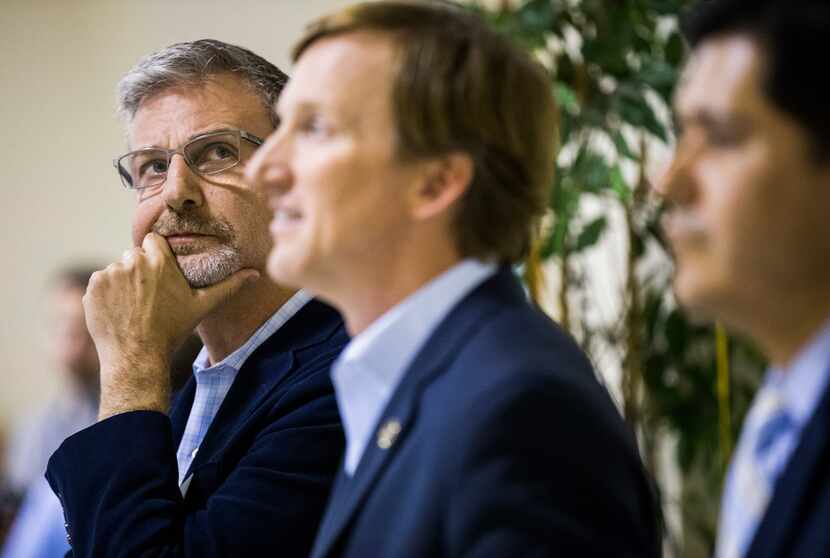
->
[[45, 371, 343, 558]]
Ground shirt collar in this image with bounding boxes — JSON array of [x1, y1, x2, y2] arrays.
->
[[338, 259, 498, 386], [332, 259, 497, 474], [765, 316, 830, 427], [192, 289, 312, 376]]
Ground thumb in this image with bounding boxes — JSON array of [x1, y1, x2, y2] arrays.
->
[[193, 269, 260, 313]]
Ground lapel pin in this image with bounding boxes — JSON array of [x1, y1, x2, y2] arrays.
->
[[377, 418, 402, 450]]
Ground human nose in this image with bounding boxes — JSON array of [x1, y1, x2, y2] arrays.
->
[[654, 132, 702, 206], [245, 130, 292, 199], [162, 153, 204, 211]]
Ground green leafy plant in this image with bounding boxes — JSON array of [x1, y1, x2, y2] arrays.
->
[[467, 1, 767, 555]]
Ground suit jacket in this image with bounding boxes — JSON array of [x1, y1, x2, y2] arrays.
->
[[310, 268, 662, 558], [46, 299, 349, 557], [746, 377, 830, 557]]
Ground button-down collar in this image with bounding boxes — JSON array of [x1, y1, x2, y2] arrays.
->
[[177, 289, 312, 483]]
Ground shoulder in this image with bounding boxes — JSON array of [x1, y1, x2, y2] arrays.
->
[[423, 298, 632, 454]]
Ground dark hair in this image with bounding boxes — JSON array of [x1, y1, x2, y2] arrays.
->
[[683, 0, 830, 158], [294, 1, 557, 264], [118, 39, 288, 127]]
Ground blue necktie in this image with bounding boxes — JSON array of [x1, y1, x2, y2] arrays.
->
[[716, 388, 794, 558]]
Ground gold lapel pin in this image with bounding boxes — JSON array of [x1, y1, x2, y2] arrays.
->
[[377, 419, 402, 450]]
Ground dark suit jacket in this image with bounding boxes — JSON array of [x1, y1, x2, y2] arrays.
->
[[310, 268, 662, 558], [46, 299, 348, 557], [747, 376, 830, 557]]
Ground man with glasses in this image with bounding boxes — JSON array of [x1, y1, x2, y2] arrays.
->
[[44, 39, 348, 557]]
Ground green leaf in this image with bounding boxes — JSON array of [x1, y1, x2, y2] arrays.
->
[[572, 150, 611, 194], [554, 82, 580, 114], [665, 30, 687, 69], [611, 130, 637, 160], [610, 165, 632, 201], [616, 92, 669, 142], [640, 60, 677, 91], [574, 216, 608, 251]]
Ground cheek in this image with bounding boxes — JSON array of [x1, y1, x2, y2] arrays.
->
[[225, 191, 272, 240], [132, 201, 161, 246]]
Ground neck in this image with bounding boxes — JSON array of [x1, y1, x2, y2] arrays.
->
[[196, 276, 296, 364], [740, 290, 830, 368], [328, 240, 463, 336]]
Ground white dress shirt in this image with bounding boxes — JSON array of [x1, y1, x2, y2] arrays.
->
[[332, 259, 497, 475]]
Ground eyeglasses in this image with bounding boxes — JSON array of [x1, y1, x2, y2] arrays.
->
[[113, 129, 264, 190]]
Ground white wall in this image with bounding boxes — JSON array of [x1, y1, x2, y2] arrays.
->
[[0, 0, 354, 431]]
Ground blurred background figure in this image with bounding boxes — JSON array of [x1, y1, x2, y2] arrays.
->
[[0, 265, 202, 557], [1, 266, 100, 557], [659, 0, 830, 556]]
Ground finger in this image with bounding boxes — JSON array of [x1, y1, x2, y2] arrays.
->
[[121, 247, 145, 263], [193, 268, 260, 313], [142, 232, 175, 265]]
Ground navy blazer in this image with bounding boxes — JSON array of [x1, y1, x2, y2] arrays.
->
[[746, 376, 830, 557], [310, 269, 662, 558], [46, 299, 348, 557]]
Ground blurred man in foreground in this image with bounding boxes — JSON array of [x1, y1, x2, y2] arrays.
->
[[2, 267, 99, 558], [247, 2, 662, 556], [45, 40, 348, 557], [657, 1, 830, 556]]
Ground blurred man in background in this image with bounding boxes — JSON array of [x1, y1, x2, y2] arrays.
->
[[248, 2, 661, 556], [657, 0, 830, 556], [45, 40, 348, 557], [1, 266, 99, 557]]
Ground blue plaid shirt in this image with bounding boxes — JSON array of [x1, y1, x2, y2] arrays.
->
[[176, 290, 312, 484]]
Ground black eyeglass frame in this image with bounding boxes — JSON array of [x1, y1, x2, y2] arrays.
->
[[113, 129, 264, 190]]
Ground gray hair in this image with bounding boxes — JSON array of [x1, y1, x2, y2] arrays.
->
[[117, 39, 288, 126]]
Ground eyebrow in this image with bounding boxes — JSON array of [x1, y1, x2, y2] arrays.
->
[[677, 108, 752, 133]]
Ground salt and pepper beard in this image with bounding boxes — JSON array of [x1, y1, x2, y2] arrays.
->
[[152, 212, 242, 288]]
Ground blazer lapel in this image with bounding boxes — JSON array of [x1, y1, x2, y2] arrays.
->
[[185, 347, 294, 476], [311, 268, 526, 558], [182, 299, 341, 483], [170, 379, 196, 447], [748, 371, 830, 558], [311, 390, 418, 558]]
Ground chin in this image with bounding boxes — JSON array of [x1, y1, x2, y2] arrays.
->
[[673, 270, 732, 326], [266, 250, 303, 289]]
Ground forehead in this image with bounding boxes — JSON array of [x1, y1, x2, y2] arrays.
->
[[279, 31, 398, 116], [675, 34, 765, 118], [129, 74, 271, 148]]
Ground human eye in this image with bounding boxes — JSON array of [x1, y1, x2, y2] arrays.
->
[[137, 156, 168, 180], [706, 125, 744, 148], [200, 141, 239, 162], [300, 114, 332, 137]]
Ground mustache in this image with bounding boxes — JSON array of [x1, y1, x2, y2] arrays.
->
[[152, 212, 235, 240]]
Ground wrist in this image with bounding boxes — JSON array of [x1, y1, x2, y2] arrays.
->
[[97, 355, 172, 421]]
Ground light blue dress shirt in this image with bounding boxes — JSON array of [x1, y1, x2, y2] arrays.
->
[[1, 478, 71, 558], [717, 317, 830, 557], [1, 391, 97, 558], [176, 290, 311, 483], [332, 259, 497, 476]]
